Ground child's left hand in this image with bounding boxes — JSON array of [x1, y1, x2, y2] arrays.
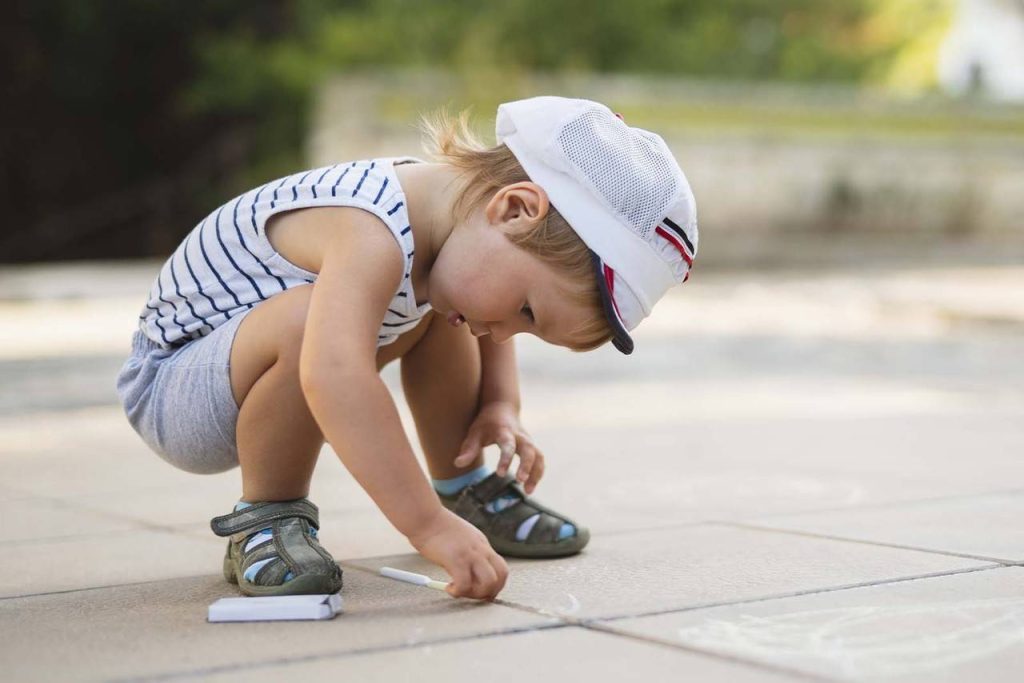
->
[[453, 401, 545, 494]]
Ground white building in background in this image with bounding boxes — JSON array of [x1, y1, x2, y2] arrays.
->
[[937, 0, 1024, 101]]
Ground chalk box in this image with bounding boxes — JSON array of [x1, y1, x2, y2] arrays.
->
[[208, 593, 343, 622]]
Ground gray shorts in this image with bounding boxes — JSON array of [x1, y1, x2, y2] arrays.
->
[[115, 308, 255, 475]]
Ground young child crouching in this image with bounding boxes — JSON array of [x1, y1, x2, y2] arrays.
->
[[116, 97, 698, 601]]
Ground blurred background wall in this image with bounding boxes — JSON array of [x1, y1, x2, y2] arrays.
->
[[3, 0, 1022, 265]]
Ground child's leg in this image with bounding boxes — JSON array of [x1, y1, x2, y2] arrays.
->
[[396, 312, 485, 479], [397, 314, 587, 556], [213, 283, 350, 595], [228, 285, 324, 502], [227, 285, 438, 500]]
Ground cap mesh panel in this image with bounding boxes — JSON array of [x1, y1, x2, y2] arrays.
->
[[557, 107, 678, 241]]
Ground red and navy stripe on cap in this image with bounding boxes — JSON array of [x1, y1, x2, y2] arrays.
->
[[654, 216, 695, 282]]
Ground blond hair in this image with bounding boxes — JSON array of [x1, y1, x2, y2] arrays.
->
[[418, 108, 614, 353]]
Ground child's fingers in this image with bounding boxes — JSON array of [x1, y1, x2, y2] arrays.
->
[[453, 435, 482, 466], [446, 563, 473, 598], [494, 435, 517, 476], [523, 453, 545, 495], [488, 553, 510, 593], [471, 558, 500, 600], [514, 446, 538, 483]]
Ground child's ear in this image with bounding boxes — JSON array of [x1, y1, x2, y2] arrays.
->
[[487, 182, 549, 227]]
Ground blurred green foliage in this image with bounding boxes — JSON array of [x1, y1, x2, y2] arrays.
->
[[186, 0, 954, 180], [4, 0, 952, 262]]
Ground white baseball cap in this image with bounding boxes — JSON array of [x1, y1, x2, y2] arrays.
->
[[495, 96, 698, 355]]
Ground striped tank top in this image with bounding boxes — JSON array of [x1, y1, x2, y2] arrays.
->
[[137, 156, 431, 350]]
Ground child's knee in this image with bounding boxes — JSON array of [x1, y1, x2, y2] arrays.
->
[[275, 286, 314, 356], [230, 286, 312, 403]]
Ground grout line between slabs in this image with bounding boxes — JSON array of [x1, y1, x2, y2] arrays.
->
[[0, 504, 378, 550], [744, 486, 1024, 521], [337, 561, 573, 621], [565, 565, 1021, 680], [105, 622, 570, 683], [581, 621, 837, 683], [589, 564, 1002, 625], [578, 484, 1024, 540], [716, 520, 1023, 564], [7, 508, 1022, 605], [0, 523, 226, 549], [337, 564, 831, 682], [339, 562, 1002, 681], [0, 573, 218, 602], [5, 549, 1014, 679], [105, 612, 826, 683], [4, 491, 217, 541]]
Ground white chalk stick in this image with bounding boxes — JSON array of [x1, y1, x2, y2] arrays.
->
[[380, 566, 449, 591]]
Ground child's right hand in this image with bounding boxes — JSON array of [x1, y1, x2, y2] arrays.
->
[[408, 508, 509, 600]]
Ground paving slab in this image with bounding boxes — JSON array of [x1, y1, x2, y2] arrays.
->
[[0, 407, 195, 499], [0, 495, 144, 544], [52, 455, 377, 529], [607, 565, 1024, 682], [741, 491, 1024, 563], [0, 399, 417, 505], [14, 402, 1024, 557], [49, 472, 417, 561], [348, 524, 990, 622], [0, 566, 554, 683], [2, 529, 224, 599], [164, 506, 415, 562], [2, 260, 1023, 681], [0, 353, 128, 414], [192, 625, 810, 683], [512, 410, 1024, 535]]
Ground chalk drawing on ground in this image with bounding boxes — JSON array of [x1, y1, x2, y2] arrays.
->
[[675, 597, 1024, 679]]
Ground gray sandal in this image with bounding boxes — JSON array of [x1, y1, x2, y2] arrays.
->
[[437, 472, 590, 559], [210, 498, 343, 597]]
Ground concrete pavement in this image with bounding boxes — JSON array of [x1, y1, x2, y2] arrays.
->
[[1, 257, 1023, 682]]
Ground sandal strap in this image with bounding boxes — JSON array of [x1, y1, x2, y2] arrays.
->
[[524, 512, 565, 544], [209, 498, 320, 538], [488, 499, 541, 538], [451, 473, 521, 528], [238, 518, 338, 587], [244, 539, 281, 565], [214, 499, 340, 587], [256, 556, 293, 586], [269, 517, 336, 579], [464, 472, 520, 506], [456, 473, 580, 544]]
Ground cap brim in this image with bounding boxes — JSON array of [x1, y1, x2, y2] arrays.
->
[[590, 250, 634, 355]]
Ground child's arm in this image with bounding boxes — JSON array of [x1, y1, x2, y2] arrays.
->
[[298, 220, 436, 539], [297, 208, 508, 600]]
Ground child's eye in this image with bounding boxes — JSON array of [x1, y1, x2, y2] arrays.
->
[[521, 304, 535, 325]]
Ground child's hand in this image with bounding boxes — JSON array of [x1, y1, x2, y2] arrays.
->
[[453, 401, 545, 494], [407, 508, 509, 600]]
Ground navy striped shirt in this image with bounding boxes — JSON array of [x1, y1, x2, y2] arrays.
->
[[137, 157, 431, 349]]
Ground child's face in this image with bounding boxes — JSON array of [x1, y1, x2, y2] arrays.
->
[[428, 185, 592, 348]]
